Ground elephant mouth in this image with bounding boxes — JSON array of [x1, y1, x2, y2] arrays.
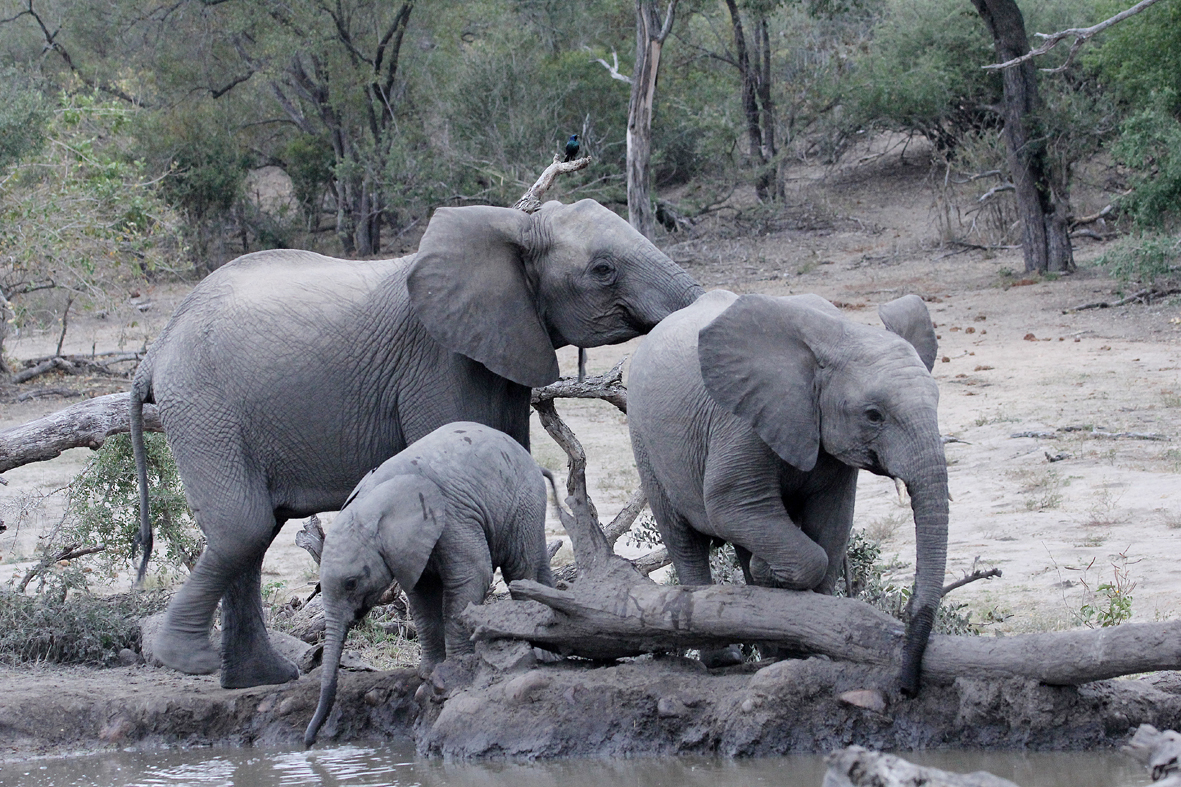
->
[[864, 450, 889, 477]]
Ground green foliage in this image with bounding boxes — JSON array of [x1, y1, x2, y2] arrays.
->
[[1098, 230, 1181, 286], [0, 68, 47, 171], [1108, 106, 1181, 229], [0, 590, 169, 666], [1089, 0, 1181, 116], [62, 433, 201, 584], [282, 134, 335, 230], [0, 91, 184, 337], [838, 530, 977, 636], [1076, 556, 1135, 628], [844, 0, 1000, 149]]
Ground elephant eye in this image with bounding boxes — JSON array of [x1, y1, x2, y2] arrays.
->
[[866, 407, 884, 424], [344, 578, 358, 593], [588, 259, 617, 283]]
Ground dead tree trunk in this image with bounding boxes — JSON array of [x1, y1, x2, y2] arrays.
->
[[0, 392, 162, 475], [627, 1, 679, 239], [971, 0, 1074, 274]]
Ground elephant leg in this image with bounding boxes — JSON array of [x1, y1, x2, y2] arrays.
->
[[407, 576, 446, 675], [438, 529, 494, 659], [152, 547, 225, 675], [220, 533, 299, 689], [797, 465, 859, 596], [703, 435, 828, 591]]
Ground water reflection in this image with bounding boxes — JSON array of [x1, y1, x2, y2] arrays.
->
[[0, 745, 1151, 787]]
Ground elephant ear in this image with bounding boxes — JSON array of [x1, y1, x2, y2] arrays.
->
[[360, 475, 448, 592], [698, 295, 843, 472], [408, 206, 559, 388], [877, 294, 938, 372]]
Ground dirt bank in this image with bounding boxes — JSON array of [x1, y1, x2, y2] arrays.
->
[[2, 652, 1180, 761]]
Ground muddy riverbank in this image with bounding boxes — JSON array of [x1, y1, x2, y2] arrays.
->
[[2, 651, 1180, 762]]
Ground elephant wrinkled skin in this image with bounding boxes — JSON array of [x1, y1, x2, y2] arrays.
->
[[130, 199, 702, 689], [305, 422, 554, 748], [627, 290, 947, 694]]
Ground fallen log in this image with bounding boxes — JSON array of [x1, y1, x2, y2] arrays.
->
[[0, 392, 161, 474], [824, 746, 1019, 787], [464, 577, 1181, 685]]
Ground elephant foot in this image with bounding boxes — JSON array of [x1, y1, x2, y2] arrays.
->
[[699, 644, 744, 669], [220, 645, 299, 689], [152, 630, 220, 675]]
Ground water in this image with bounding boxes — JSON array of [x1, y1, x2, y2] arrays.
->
[[0, 744, 1152, 787]]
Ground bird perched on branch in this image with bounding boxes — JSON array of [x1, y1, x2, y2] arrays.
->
[[564, 133, 580, 162]]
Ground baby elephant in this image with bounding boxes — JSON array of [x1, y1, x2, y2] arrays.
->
[[305, 422, 554, 747]]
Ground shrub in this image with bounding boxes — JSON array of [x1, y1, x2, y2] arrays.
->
[[1098, 230, 1181, 286], [21, 433, 204, 598], [0, 590, 169, 666]]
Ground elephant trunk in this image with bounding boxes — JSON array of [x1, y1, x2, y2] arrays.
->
[[304, 610, 349, 748], [898, 441, 949, 697], [635, 247, 704, 324]]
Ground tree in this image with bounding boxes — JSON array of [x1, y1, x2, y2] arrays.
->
[[722, 0, 778, 200], [970, 0, 1073, 274], [627, 1, 680, 238]]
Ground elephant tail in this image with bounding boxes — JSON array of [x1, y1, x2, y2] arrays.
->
[[130, 367, 155, 586], [540, 468, 558, 503]]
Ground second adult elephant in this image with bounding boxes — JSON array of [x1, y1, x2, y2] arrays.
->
[[628, 290, 946, 695], [130, 198, 702, 689]]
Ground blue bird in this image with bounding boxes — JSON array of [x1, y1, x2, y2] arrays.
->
[[564, 133, 580, 162]]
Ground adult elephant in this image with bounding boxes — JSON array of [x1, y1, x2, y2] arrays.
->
[[130, 199, 702, 689], [627, 290, 945, 696]]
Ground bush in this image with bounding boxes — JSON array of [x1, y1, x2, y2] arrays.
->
[[1108, 106, 1181, 229], [838, 530, 977, 636], [61, 433, 202, 585], [1098, 230, 1181, 286], [0, 590, 169, 666]]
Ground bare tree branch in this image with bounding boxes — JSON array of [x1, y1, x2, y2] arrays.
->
[[589, 48, 633, 84], [983, 0, 1167, 73]]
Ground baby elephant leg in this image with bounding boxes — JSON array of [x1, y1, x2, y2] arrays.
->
[[406, 576, 446, 676]]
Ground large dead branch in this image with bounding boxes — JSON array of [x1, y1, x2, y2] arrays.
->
[[465, 578, 1181, 686], [0, 392, 161, 475], [983, 0, 1167, 74], [530, 359, 628, 414], [512, 154, 593, 214]]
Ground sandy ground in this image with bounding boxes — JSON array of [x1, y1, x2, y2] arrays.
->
[[2, 142, 1179, 642]]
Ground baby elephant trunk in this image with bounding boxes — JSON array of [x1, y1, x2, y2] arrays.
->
[[304, 613, 348, 748]]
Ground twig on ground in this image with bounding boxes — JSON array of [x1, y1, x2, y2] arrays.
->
[[17, 542, 107, 593], [1065, 287, 1181, 312]]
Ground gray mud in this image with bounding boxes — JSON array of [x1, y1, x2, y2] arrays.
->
[[2, 649, 1179, 761]]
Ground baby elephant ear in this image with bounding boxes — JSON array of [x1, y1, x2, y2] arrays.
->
[[408, 206, 559, 388], [877, 294, 938, 372], [366, 475, 448, 592], [699, 294, 836, 472]]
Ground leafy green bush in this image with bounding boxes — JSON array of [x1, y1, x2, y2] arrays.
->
[[838, 530, 977, 636], [67, 433, 201, 579], [1098, 230, 1181, 285], [0, 68, 47, 171], [1089, 0, 1181, 116], [1108, 107, 1181, 229], [0, 590, 169, 666]]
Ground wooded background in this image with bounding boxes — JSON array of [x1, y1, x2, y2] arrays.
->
[[1, 0, 1179, 365]]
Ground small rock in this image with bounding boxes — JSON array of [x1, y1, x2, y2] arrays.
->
[[278, 696, 303, 715], [256, 696, 276, 714], [476, 639, 536, 673], [838, 688, 888, 714], [504, 671, 551, 703], [1023, 333, 1037, 341], [657, 696, 687, 718], [740, 697, 758, 713], [117, 648, 140, 666]]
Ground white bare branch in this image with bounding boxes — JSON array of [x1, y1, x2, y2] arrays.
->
[[983, 0, 1168, 73]]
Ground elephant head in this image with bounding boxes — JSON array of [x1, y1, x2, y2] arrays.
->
[[408, 199, 703, 388], [698, 293, 945, 696], [304, 475, 445, 748]]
